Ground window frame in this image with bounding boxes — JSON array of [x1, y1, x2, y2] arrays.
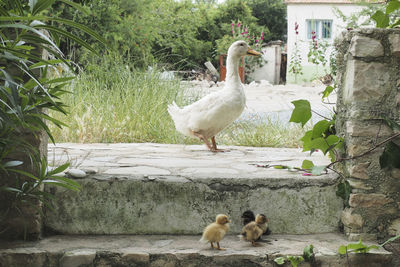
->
[[306, 19, 333, 40]]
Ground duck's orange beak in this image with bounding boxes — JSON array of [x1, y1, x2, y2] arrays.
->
[[247, 49, 261, 56]]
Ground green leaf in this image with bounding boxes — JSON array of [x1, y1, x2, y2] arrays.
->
[[380, 234, 400, 247], [289, 99, 312, 127], [386, 0, 400, 14], [311, 165, 326, 175], [338, 245, 347, 255], [274, 257, 286, 265], [46, 163, 69, 176], [310, 137, 329, 154], [326, 134, 340, 148], [4, 160, 23, 167], [301, 130, 313, 152], [9, 169, 40, 180], [0, 23, 62, 55], [322, 85, 334, 99], [379, 141, 400, 169], [336, 180, 352, 206], [312, 120, 331, 139], [35, 24, 98, 55], [301, 160, 314, 170], [32, 0, 56, 16], [273, 165, 290, 169], [287, 256, 304, 267], [303, 244, 314, 262], [371, 10, 390, 28], [1, 186, 23, 194]]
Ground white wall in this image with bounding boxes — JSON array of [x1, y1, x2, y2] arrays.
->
[[287, 4, 366, 68], [250, 45, 281, 84]]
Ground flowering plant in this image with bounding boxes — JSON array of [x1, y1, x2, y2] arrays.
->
[[307, 31, 329, 70], [289, 22, 303, 82], [215, 20, 267, 82], [230, 21, 265, 49]]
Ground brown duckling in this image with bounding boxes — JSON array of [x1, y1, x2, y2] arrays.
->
[[200, 214, 231, 250], [241, 214, 268, 246], [241, 210, 271, 236]]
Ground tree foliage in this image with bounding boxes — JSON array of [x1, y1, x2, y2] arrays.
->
[[48, 0, 287, 69], [246, 0, 287, 42]]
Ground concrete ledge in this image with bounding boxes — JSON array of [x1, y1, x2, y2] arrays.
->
[[0, 234, 393, 267], [45, 144, 342, 235]]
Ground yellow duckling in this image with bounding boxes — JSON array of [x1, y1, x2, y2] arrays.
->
[[240, 214, 268, 246], [200, 214, 231, 250]]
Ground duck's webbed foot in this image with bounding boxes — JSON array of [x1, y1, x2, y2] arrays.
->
[[216, 242, 226, 250], [192, 131, 214, 151], [211, 136, 229, 152]]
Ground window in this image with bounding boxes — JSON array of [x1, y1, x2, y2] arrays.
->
[[306, 19, 332, 39]]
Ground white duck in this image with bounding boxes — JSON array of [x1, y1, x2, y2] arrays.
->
[[168, 41, 261, 152]]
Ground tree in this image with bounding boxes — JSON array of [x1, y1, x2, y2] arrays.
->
[[247, 0, 287, 42]]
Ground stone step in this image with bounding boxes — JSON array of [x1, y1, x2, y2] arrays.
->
[[45, 143, 342, 235], [0, 233, 393, 267]]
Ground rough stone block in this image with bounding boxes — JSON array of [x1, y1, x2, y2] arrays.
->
[[341, 208, 364, 230], [343, 60, 390, 104], [349, 35, 384, 57], [121, 251, 150, 264], [346, 142, 384, 159], [44, 174, 342, 235], [349, 193, 393, 208], [388, 218, 400, 236], [60, 249, 96, 267], [389, 33, 400, 57], [391, 169, 400, 179], [348, 179, 372, 190], [349, 162, 371, 180], [346, 121, 393, 138]]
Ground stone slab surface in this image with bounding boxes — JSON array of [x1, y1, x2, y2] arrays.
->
[[47, 143, 332, 178], [0, 234, 393, 267], [45, 143, 342, 235]]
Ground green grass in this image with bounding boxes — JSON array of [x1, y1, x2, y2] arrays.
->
[[49, 58, 308, 148], [222, 117, 308, 148]]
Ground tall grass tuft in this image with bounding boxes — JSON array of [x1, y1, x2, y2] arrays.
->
[[221, 115, 308, 148], [49, 55, 196, 144], [50, 54, 308, 147]]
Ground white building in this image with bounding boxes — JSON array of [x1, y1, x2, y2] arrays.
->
[[285, 0, 369, 84]]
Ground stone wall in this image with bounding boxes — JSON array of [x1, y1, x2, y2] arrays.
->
[[336, 28, 400, 240]]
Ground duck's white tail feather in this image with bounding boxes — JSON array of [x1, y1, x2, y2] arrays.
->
[[168, 101, 189, 136], [167, 101, 180, 119]]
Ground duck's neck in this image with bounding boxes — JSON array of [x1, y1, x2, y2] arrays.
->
[[226, 54, 242, 85]]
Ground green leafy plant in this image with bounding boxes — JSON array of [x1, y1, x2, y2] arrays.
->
[[371, 0, 400, 28], [338, 239, 379, 255], [274, 255, 304, 267], [0, 0, 105, 239], [307, 35, 329, 73], [289, 22, 303, 83], [2, 160, 79, 212], [303, 244, 316, 264]]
